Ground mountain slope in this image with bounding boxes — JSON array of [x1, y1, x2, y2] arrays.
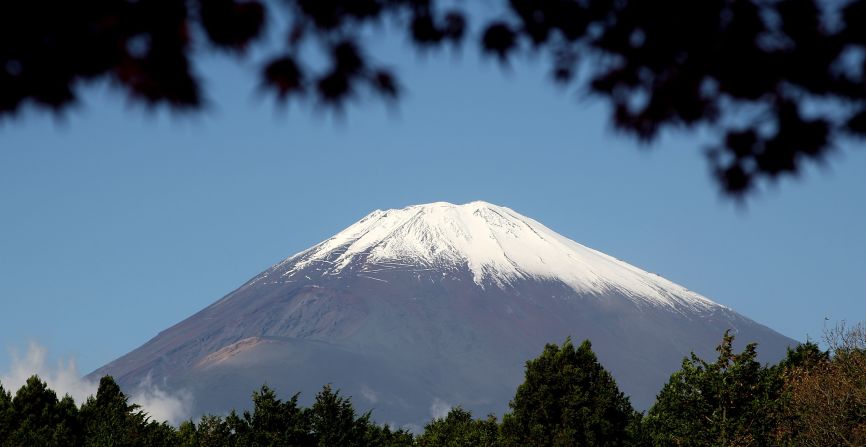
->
[[90, 201, 796, 426]]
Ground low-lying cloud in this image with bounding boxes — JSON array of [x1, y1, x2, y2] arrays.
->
[[1, 342, 192, 425], [360, 384, 379, 404], [429, 397, 452, 420]]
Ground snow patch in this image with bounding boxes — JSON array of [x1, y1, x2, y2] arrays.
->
[[276, 201, 723, 311]]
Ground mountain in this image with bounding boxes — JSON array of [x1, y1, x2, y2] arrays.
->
[[90, 201, 796, 427]]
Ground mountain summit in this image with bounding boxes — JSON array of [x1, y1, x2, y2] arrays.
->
[[276, 201, 718, 310], [91, 201, 795, 427]]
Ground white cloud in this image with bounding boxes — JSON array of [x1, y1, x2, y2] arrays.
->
[[360, 384, 378, 404], [130, 373, 192, 424], [1, 342, 96, 404], [429, 397, 452, 420], [1, 342, 192, 425]]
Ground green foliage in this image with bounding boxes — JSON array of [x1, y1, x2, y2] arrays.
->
[[5, 333, 857, 447], [500, 338, 636, 447], [5, 375, 80, 447], [308, 384, 413, 447], [79, 376, 176, 447], [373, 424, 415, 447], [55, 395, 83, 445], [0, 382, 13, 442], [175, 420, 198, 447], [775, 341, 829, 371], [643, 331, 782, 446], [0, 375, 178, 447], [173, 384, 413, 447], [238, 385, 313, 446], [79, 376, 138, 446], [416, 407, 500, 447], [311, 384, 359, 446]]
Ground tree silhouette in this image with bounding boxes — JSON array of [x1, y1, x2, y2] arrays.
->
[[78, 376, 176, 446], [500, 338, 636, 446], [5, 375, 80, 446], [2, 0, 865, 195], [643, 331, 783, 446], [417, 407, 500, 447], [239, 385, 314, 446], [0, 381, 12, 442]]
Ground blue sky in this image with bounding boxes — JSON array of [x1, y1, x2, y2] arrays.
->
[[1, 38, 865, 375]]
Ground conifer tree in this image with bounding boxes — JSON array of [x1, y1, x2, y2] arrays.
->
[[311, 384, 366, 446], [501, 338, 636, 447], [643, 331, 781, 446], [6, 375, 80, 446], [0, 381, 12, 443], [417, 407, 500, 447], [79, 375, 176, 446], [242, 385, 313, 446]]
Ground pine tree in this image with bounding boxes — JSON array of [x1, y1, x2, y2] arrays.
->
[[643, 331, 781, 446], [500, 338, 636, 447], [310, 384, 362, 446], [80, 376, 141, 446], [79, 375, 176, 446], [417, 407, 500, 447], [243, 385, 313, 446], [0, 381, 12, 444], [6, 375, 80, 446], [175, 420, 198, 447]]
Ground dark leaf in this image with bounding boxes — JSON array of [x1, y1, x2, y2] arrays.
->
[[199, 0, 266, 50], [370, 70, 399, 99], [481, 22, 517, 62], [263, 55, 305, 99]]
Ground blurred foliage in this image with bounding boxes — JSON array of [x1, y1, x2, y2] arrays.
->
[[3, 1, 866, 196]]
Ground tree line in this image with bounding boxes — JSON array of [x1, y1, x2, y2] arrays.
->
[[2, 323, 864, 446]]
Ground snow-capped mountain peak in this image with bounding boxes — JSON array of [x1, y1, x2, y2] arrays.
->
[[272, 201, 720, 310], [95, 201, 794, 426]]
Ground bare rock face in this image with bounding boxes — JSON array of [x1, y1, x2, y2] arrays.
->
[[90, 201, 796, 427]]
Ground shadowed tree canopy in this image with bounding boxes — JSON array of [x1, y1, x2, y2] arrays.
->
[[643, 331, 784, 446], [500, 338, 637, 446], [416, 407, 500, 447], [6, 376, 80, 447], [3, 0, 866, 196]]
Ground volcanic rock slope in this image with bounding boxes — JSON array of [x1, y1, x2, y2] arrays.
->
[[91, 201, 796, 426]]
